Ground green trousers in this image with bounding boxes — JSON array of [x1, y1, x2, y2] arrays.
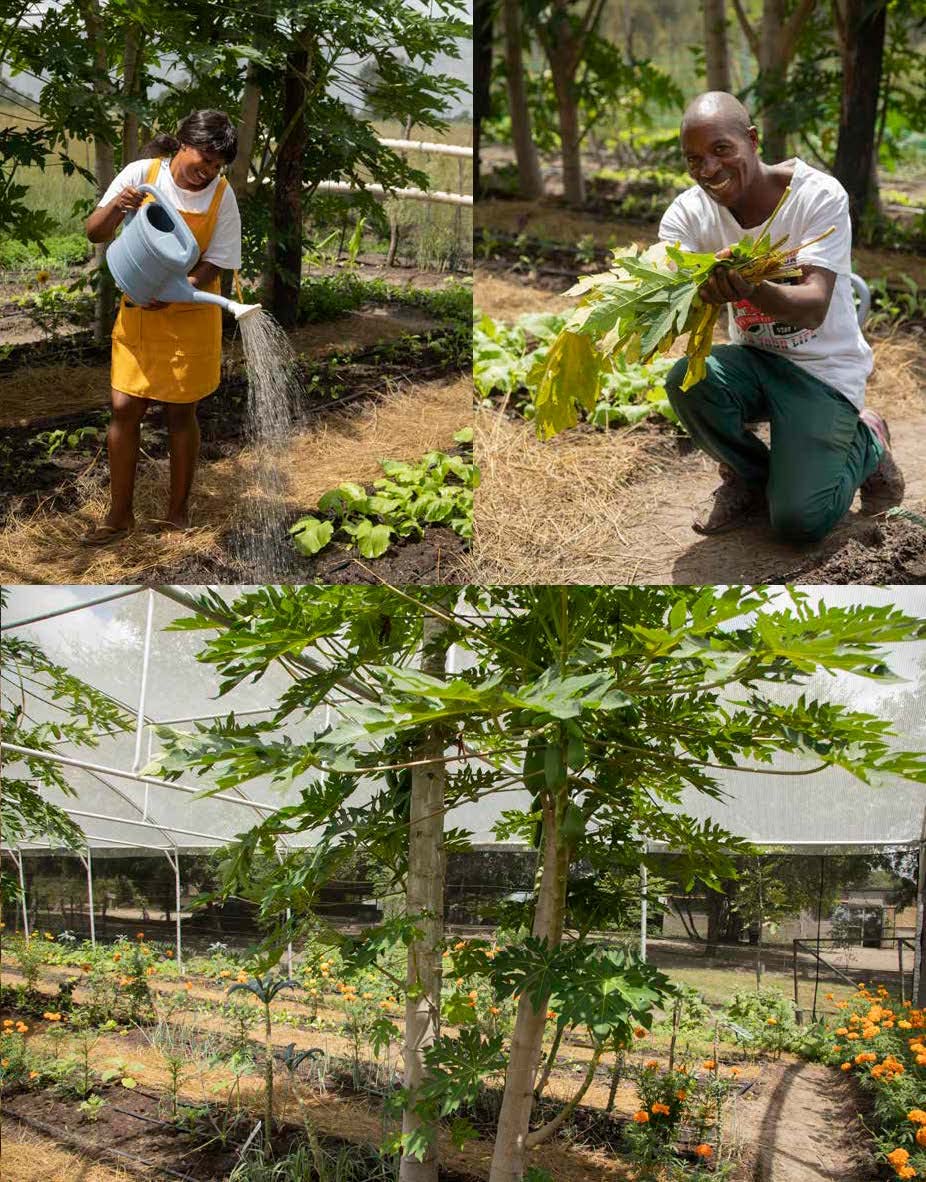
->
[[666, 345, 882, 543]]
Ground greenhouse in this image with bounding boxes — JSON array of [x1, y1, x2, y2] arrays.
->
[[2, 583, 925, 1182]]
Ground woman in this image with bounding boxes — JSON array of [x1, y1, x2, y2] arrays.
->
[[84, 109, 242, 544]]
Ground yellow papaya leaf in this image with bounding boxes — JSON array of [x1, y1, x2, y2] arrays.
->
[[532, 330, 603, 439]]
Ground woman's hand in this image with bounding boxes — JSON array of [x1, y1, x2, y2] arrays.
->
[[115, 186, 146, 213], [700, 246, 758, 306]]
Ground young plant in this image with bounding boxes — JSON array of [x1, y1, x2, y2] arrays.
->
[[290, 438, 477, 561], [78, 1092, 107, 1122], [227, 973, 298, 1154]]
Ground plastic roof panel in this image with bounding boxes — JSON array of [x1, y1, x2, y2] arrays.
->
[[3, 584, 925, 855]]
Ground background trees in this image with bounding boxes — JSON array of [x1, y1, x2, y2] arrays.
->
[[3, 0, 467, 331], [480, 0, 925, 239]]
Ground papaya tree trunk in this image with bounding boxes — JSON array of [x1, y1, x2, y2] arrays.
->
[[264, 1002, 274, 1153], [489, 784, 570, 1182], [400, 610, 452, 1182]]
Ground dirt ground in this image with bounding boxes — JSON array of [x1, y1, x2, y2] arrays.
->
[[471, 266, 926, 586], [1, 958, 886, 1182], [731, 1058, 877, 1182]]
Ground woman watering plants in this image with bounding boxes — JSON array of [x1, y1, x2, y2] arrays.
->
[[84, 109, 242, 545]]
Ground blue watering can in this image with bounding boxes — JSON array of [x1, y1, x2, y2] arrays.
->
[[107, 184, 261, 321]]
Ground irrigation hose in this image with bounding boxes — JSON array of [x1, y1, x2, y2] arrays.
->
[[4, 1108, 204, 1182]]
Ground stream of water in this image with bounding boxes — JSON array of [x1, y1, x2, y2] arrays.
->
[[236, 308, 303, 574]]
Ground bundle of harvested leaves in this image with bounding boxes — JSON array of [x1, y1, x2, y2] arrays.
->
[[531, 187, 834, 438]]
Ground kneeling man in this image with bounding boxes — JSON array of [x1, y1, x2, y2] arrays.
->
[[659, 91, 903, 541]]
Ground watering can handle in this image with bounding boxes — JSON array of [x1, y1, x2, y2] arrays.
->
[[123, 182, 181, 225]]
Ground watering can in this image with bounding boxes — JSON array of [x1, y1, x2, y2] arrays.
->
[[107, 184, 261, 321]]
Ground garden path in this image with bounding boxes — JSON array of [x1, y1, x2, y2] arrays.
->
[[731, 1058, 877, 1182]]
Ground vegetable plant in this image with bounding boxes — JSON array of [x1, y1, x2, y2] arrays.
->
[[290, 436, 476, 561]]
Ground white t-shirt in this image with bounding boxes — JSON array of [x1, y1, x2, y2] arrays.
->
[[99, 157, 242, 270], [658, 158, 872, 409]]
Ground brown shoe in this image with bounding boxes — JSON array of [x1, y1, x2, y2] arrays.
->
[[693, 464, 767, 535], [859, 410, 905, 514]]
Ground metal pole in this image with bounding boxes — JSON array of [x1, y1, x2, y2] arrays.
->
[[14, 850, 29, 939], [286, 907, 293, 977], [1, 585, 141, 631], [640, 861, 648, 962], [132, 590, 155, 772], [165, 850, 183, 975], [82, 851, 96, 947]]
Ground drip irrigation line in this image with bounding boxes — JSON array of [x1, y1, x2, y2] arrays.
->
[[3, 1109, 204, 1182]]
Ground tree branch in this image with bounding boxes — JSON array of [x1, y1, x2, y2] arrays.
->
[[729, 0, 759, 59], [524, 1043, 604, 1147]]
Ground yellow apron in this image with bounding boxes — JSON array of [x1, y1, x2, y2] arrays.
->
[[111, 157, 227, 403]]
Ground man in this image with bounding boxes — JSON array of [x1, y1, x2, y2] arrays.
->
[[659, 92, 903, 541]]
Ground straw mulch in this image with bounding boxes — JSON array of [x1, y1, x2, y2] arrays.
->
[[465, 404, 675, 585], [0, 375, 472, 585], [0, 1129, 132, 1182], [468, 334, 925, 586]]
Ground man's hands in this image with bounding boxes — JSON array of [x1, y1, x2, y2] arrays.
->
[[699, 247, 759, 306]]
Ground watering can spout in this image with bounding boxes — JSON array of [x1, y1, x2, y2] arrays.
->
[[225, 299, 263, 321]]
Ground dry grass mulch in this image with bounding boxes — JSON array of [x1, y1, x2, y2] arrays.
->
[[0, 375, 472, 584]]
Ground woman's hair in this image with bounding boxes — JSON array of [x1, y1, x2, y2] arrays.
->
[[139, 110, 238, 164]]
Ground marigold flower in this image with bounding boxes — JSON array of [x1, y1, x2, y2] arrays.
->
[[632, 1110, 650, 1123], [651, 1102, 670, 1115], [42, 1012, 61, 1022], [835, 1027, 849, 1036], [2, 1020, 14, 1028], [702, 1059, 717, 1070], [1, 1059, 8, 1067], [633, 1027, 647, 1039], [766, 1017, 778, 1026], [136, 932, 145, 940], [644, 1059, 660, 1069], [695, 1144, 713, 1158], [916, 1128, 926, 1149], [896, 1167, 916, 1180], [15, 1022, 28, 1033], [729, 1066, 741, 1076], [44, 931, 54, 940], [545, 1009, 556, 1020], [184, 981, 193, 991], [165, 950, 174, 959], [676, 1089, 687, 1101], [489, 1005, 500, 1015], [146, 966, 157, 976], [29, 1070, 39, 1079], [886, 1148, 910, 1168], [840, 1062, 852, 1071], [908, 1111, 926, 1126], [113, 952, 121, 962]]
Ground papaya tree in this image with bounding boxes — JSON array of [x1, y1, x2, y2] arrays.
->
[[149, 584, 926, 1181]]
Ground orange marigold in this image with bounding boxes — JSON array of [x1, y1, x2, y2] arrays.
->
[[886, 1149, 910, 1168], [632, 1110, 650, 1123], [695, 1144, 713, 1158], [651, 1102, 671, 1116]]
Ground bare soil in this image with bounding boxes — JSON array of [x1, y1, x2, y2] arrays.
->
[[730, 1058, 877, 1182]]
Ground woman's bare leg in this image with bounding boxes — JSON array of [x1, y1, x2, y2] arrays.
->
[[104, 388, 149, 528], [164, 401, 200, 528]]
